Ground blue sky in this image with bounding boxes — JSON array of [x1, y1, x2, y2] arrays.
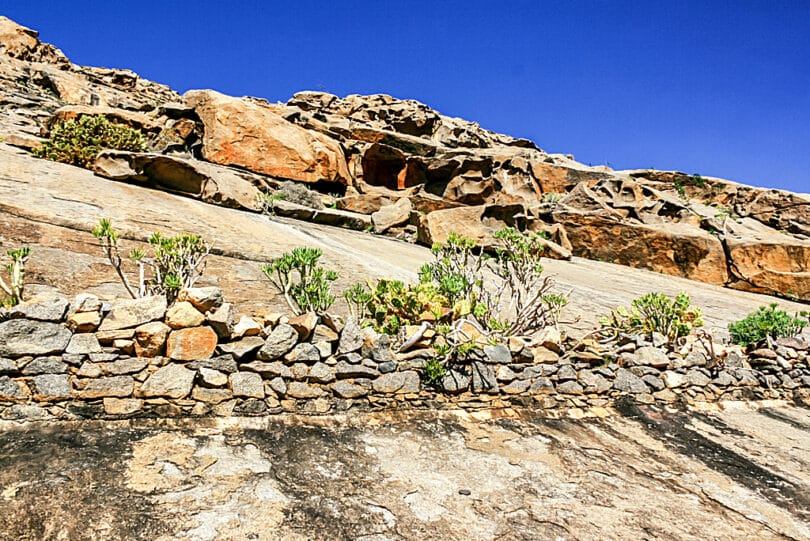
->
[[5, 1, 809, 192]]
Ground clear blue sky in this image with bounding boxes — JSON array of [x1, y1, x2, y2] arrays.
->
[[5, 1, 809, 192]]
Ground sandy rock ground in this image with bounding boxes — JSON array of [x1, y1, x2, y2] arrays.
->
[[0, 402, 808, 540]]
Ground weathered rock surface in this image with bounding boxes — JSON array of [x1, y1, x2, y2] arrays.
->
[[0, 320, 71, 357]]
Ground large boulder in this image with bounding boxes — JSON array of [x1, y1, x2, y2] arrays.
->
[[184, 90, 350, 184]]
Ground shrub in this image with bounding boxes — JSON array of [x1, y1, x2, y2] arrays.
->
[[92, 218, 210, 301], [256, 190, 286, 215], [261, 247, 337, 315], [33, 115, 147, 168], [728, 304, 807, 348], [600, 292, 703, 344], [0, 245, 30, 307]]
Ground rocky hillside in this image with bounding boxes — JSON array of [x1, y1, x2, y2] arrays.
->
[[1, 16, 808, 304]]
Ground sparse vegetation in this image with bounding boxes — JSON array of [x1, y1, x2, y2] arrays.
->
[[33, 115, 147, 168], [256, 190, 287, 215], [600, 292, 703, 344], [0, 245, 30, 307], [261, 247, 338, 315], [92, 218, 210, 302], [728, 304, 807, 348]]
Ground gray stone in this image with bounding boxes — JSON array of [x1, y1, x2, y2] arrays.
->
[[0, 357, 17, 374], [530, 377, 555, 392], [229, 372, 264, 398], [268, 377, 287, 396], [9, 296, 69, 321], [1, 404, 50, 421], [331, 381, 368, 399], [65, 333, 103, 355], [218, 336, 265, 360], [308, 362, 336, 384], [371, 370, 420, 393], [0, 376, 25, 399], [286, 381, 325, 399], [68, 293, 102, 315], [77, 362, 101, 378], [557, 364, 578, 381], [378, 361, 398, 374], [188, 355, 238, 374], [712, 371, 737, 386], [662, 370, 687, 388], [256, 324, 298, 361], [0, 319, 72, 357], [496, 365, 517, 382], [557, 380, 584, 394], [613, 368, 649, 393], [440, 370, 469, 394], [198, 367, 228, 387], [286, 342, 320, 364], [336, 361, 379, 379], [522, 365, 557, 379], [240, 360, 293, 378], [502, 379, 531, 394], [78, 376, 134, 398], [337, 318, 364, 354], [291, 363, 309, 380], [470, 362, 498, 392], [177, 286, 223, 313], [21, 357, 67, 375], [578, 370, 612, 393], [686, 369, 711, 387], [100, 358, 148, 375], [32, 374, 71, 400], [642, 374, 665, 392], [139, 364, 195, 398], [483, 344, 512, 364], [632, 346, 670, 368], [207, 302, 235, 339], [98, 295, 167, 331], [749, 348, 778, 360]]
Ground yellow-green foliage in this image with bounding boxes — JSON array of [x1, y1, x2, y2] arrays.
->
[[34, 115, 147, 168], [600, 292, 703, 343]]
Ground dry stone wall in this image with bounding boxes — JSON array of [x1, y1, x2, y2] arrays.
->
[[1, 288, 809, 421]]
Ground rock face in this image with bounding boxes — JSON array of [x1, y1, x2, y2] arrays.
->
[[0, 320, 71, 357], [184, 90, 350, 184]]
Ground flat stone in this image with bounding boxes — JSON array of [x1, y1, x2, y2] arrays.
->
[[229, 372, 264, 398], [308, 362, 336, 383], [95, 328, 136, 344], [286, 381, 325, 399], [218, 336, 265, 360], [191, 386, 233, 404], [336, 361, 379, 379], [750, 348, 778, 360], [662, 370, 687, 388], [8, 296, 68, 321], [98, 295, 167, 331], [496, 366, 517, 382], [103, 398, 143, 415], [268, 377, 287, 396], [78, 376, 134, 398], [207, 302, 235, 339], [613, 368, 649, 393], [686, 369, 711, 387], [177, 287, 223, 313], [133, 321, 171, 357], [502, 379, 531, 394], [632, 346, 670, 368], [337, 318, 364, 354], [291, 363, 309, 380], [65, 333, 103, 355], [331, 381, 368, 399], [557, 364, 578, 381], [483, 344, 512, 364], [139, 364, 195, 398], [530, 377, 555, 392], [312, 325, 339, 343], [165, 301, 206, 329], [232, 316, 262, 338], [256, 324, 298, 361], [284, 343, 320, 365], [166, 326, 218, 361], [713, 371, 737, 386], [578, 370, 612, 393], [1, 404, 49, 420], [470, 361, 498, 392], [374, 371, 421, 394], [100, 358, 147, 375], [187, 355, 238, 374], [198, 367, 228, 387], [557, 380, 584, 394], [531, 346, 560, 363], [66, 311, 101, 332], [378, 361, 398, 374], [0, 376, 26, 399], [642, 374, 665, 391], [68, 293, 103, 315], [0, 319, 72, 357], [0, 358, 17, 374], [289, 312, 319, 340], [77, 362, 102, 378], [240, 360, 292, 378], [21, 357, 67, 375]]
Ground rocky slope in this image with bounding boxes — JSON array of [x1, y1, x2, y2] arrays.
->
[[1, 16, 808, 303]]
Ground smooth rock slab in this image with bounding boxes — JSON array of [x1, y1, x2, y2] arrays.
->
[[166, 326, 217, 361], [98, 295, 167, 331], [0, 319, 72, 357], [139, 364, 195, 398]]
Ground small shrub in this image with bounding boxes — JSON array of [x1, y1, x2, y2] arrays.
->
[[0, 245, 30, 307], [541, 192, 564, 206], [92, 218, 210, 301], [261, 247, 337, 315], [600, 292, 703, 344], [33, 115, 147, 168], [423, 357, 447, 385], [256, 190, 286, 215], [277, 181, 324, 209], [728, 304, 807, 348]]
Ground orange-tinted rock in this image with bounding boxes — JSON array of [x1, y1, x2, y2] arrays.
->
[[166, 326, 218, 361], [184, 90, 350, 184]]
